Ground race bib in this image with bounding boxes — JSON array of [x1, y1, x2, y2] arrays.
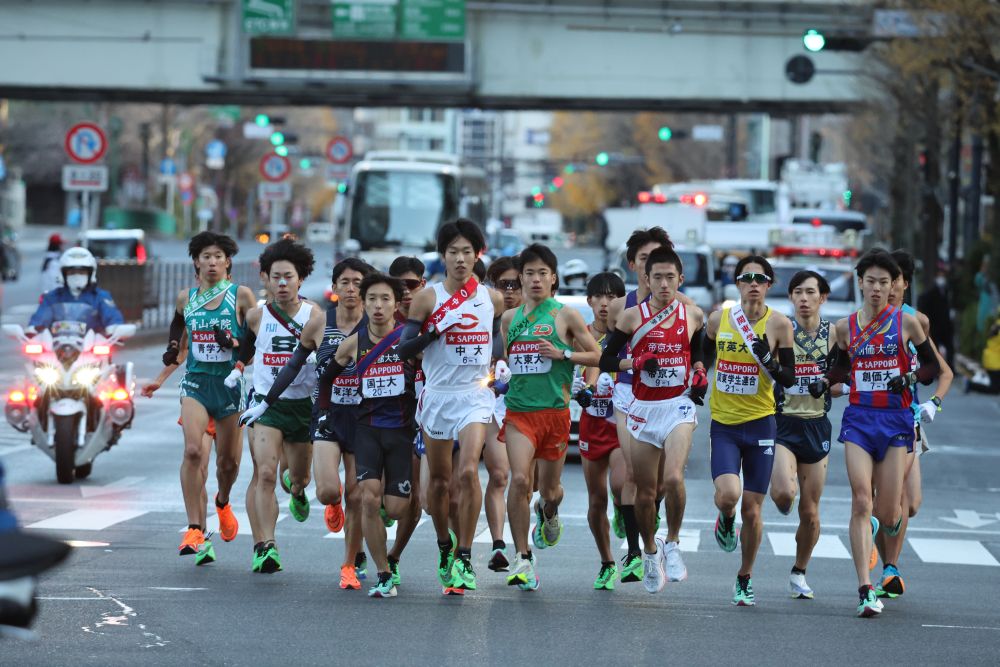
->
[[191, 330, 232, 363], [853, 367, 900, 393], [639, 357, 686, 388], [585, 395, 612, 418], [444, 331, 490, 366], [788, 362, 823, 395], [716, 359, 759, 395], [414, 367, 425, 396], [362, 360, 406, 399], [509, 341, 552, 375], [331, 375, 362, 405]]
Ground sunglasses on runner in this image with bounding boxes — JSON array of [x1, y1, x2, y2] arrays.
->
[[497, 279, 522, 292], [736, 272, 773, 285], [401, 278, 422, 291]]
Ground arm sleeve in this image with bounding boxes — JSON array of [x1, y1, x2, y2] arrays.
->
[[236, 328, 257, 365], [914, 339, 940, 385], [262, 343, 312, 404], [396, 319, 437, 360], [703, 330, 717, 369], [825, 345, 851, 385], [492, 317, 504, 359], [598, 329, 629, 373], [771, 347, 796, 388], [168, 310, 185, 347], [690, 326, 706, 366], [315, 358, 348, 410]]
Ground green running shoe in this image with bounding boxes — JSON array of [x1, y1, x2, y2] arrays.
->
[[368, 574, 397, 599], [612, 505, 626, 539], [289, 489, 310, 523], [884, 514, 903, 537], [194, 540, 215, 566], [379, 504, 396, 528], [389, 559, 401, 586], [620, 552, 642, 583], [532, 500, 562, 549], [714, 512, 739, 553], [732, 576, 755, 606], [280, 469, 292, 494], [355, 552, 368, 580], [857, 586, 883, 618], [451, 556, 477, 590], [437, 546, 455, 587], [594, 562, 618, 590], [251, 545, 264, 573], [259, 545, 282, 574]]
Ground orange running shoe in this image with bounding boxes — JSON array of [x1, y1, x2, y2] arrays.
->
[[339, 564, 360, 590], [868, 543, 879, 572], [179, 527, 205, 556], [325, 501, 345, 534], [216, 497, 239, 542]]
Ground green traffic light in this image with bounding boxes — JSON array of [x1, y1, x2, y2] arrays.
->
[[563, 164, 576, 175], [337, 182, 347, 194], [595, 152, 610, 166], [299, 158, 311, 169], [530, 186, 542, 196], [658, 127, 673, 142], [275, 145, 288, 157], [803, 29, 825, 52], [255, 114, 270, 127], [843, 189, 852, 204], [270, 131, 285, 146]]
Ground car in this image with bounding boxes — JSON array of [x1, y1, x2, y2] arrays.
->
[[80, 228, 150, 263], [764, 260, 860, 323], [610, 242, 720, 313]]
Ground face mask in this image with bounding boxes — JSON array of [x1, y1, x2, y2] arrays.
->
[[936, 277, 947, 289], [66, 274, 89, 295]]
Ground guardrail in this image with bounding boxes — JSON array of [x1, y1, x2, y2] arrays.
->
[[97, 260, 261, 330]]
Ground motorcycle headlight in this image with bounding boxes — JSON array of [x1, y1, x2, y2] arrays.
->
[[73, 365, 102, 387], [55, 344, 81, 366], [34, 365, 62, 386]]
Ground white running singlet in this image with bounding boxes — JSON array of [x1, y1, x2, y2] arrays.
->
[[421, 282, 493, 391], [252, 303, 316, 400]]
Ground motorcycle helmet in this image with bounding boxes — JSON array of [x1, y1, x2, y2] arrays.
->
[[59, 247, 98, 296]]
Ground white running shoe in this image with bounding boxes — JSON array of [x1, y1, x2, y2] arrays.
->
[[789, 571, 814, 599], [506, 554, 539, 591], [642, 538, 666, 594], [664, 541, 687, 582]]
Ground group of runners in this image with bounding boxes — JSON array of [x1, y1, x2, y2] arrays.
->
[[150, 222, 950, 618]]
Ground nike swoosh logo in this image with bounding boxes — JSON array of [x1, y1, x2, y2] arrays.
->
[[472, 303, 483, 308]]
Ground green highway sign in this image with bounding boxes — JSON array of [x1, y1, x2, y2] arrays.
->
[[243, 0, 295, 36], [400, 0, 465, 41], [332, 1, 399, 39]]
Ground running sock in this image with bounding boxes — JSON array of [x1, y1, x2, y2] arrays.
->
[[722, 512, 736, 531], [438, 539, 452, 553], [622, 505, 640, 555], [456, 548, 471, 561], [737, 573, 751, 586], [253, 541, 264, 554], [521, 552, 532, 561], [355, 552, 366, 567], [378, 571, 392, 585], [791, 566, 806, 576], [188, 524, 202, 531], [602, 560, 615, 568], [492, 539, 506, 551], [883, 562, 896, 571], [214, 495, 227, 509], [388, 555, 399, 566], [858, 584, 872, 599]]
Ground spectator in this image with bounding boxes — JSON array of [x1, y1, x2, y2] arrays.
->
[[974, 255, 998, 334], [918, 261, 956, 366], [41, 234, 64, 293], [967, 313, 1000, 395]]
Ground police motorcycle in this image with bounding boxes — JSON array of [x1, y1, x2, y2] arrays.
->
[[3, 314, 136, 484]]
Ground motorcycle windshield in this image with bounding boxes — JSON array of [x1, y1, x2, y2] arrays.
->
[[49, 303, 97, 334]]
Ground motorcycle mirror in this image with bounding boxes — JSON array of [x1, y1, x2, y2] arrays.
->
[[2, 323, 24, 339], [113, 324, 137, 340]]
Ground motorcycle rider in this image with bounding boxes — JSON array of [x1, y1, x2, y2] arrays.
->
[[28, 247, 124, 336]]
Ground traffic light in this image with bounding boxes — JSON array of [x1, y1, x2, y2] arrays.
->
[[658, 127, 673, 142], [299, 158, 312, 169], [803, 29, 871, 52], [803, 29, 825, 52], [255, 114, 270, 127], [270, 131, 285, 146], [275, 145, 288, 157], [595, 152, 610, 166], [530, 186, 542, 196], [552, 176, 564, 189], [563, 164, 576, 175]]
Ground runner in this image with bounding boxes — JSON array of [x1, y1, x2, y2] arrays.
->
[[809, 248, 940, 617], [230, 239, 321, 573], [768, 270, 844, 599], [573, 272, 627, 589], [501, 243, 601, 591], [163, 232, 256, 565], [600, 247, 707, 593], [705, 255, 796, 606], [396, 219, 505, 593], [483, 256, 521, 572], [873, 250, 953, 598]]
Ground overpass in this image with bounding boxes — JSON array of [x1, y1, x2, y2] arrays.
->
[[0, 0, 872, 111]]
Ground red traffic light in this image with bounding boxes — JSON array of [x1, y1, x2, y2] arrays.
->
[[552, 176, 564, 188]]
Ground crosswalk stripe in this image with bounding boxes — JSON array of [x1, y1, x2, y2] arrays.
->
[[474, 524, 514, 544], [619, 527, 701, 552], [27, 509, 148, 531], [908, 538, 1000, 567], [323, 516, 427, 540], [768, 532, 850, 559]]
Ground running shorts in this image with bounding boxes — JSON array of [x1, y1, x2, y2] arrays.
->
[[180, 372, 243, 420], [578, 412, 619, 461], [310, 404, 357, 454], [611, 382, 634, 415], [177, 416, 217, 438], [626, 396, 697, 449], [501, 408, 571, 461], [493, 394, 507, 426], [838, 405, 914, 463], [253, 394, 313, 443], [709, 415, 776, 495], [776, 414, 832, 465], [354, 424, 415, 497], [417, 386, 494, 442]]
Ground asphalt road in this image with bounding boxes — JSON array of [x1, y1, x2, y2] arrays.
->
[[1, 337, 999, 665]]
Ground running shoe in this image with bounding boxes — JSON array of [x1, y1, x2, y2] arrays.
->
[[714, 512, 739, 553], [620, 552, 642, 583], [379, 504, 396, 528], [324, 501, 344, 533], [389, 559, 401, 587], [488, 548, 510, 572], [885, 514, 903, 537], [339, 564, 360, 590], [194, 539, 215, 566], [368, 574, 397, 599], [450, 556, 477, 591], [857, 586, 882, 618], [868, 516, 880, 571], [654, 511, 661, 534], [733, 575, 755, 606], [252, 545, 264, 573], [877, 564, 905, 598], [437, 532, 457, 587], [612, 505, 626, 539], [355, 552, 368, 580], [506, 554, 539, 591], [289, 489, 310, 523], [178, 527, 205, 556], [532, 499, 563, 549], [594, 562, 618, 591], [259, 544, 282, 574], [532, 500, 548, 549], [280, 468, 291, 494], [789, 571, 814, 599], [664, 541, 687, 582], [641, 539, 666, 594], [216, 498, 239, 542]]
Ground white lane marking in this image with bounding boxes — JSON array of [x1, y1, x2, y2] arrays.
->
[[79, 476, 146, 499], [473, 523, 513, 544], [27, 509, 147, 531], [939, 509, 998, 529], [323, 516, 426, 540], [619, 527, 701, 552], [909, 538, 1000, 566], [64, 540, 111, 548], [0, 444, 33, 457], [768, 532, 850, 559], [148, 587, 207, 591], [922, 624, 1000, 631]]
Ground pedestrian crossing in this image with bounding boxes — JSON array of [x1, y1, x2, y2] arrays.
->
[[22, 506, 1000, 567]]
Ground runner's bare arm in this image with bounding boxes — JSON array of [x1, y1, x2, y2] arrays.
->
[[926, 336, 953, 399], [563, 308, 601, 368], [705, 309, 721, 340], [500, 307, 515, 356], [606, 295, 625, 332], [676, 292, 695, 307], [236, 285, 256, 326]]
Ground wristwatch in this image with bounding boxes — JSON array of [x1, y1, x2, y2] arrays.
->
[[563, 348, 573, 361], [930, 395, 942, 409]]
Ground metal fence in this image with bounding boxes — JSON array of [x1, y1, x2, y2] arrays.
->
[[97, 260, 261, 331]]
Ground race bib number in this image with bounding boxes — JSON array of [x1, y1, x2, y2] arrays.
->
[[716, 360, 759, 395], [444, 331, 490, 366], [585, 395, 612, 418], [362, 361, 406, 399], [853, 367, 900, 393], [331, 375, 361, 405], [639, 357, 686, 388], [509, 341, 552, 375], [191, 330, 232, 363], [414, 368, 424, 396], [788, 362, 823, 395]]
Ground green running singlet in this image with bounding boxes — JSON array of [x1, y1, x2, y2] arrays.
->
[[505, 298, 574, 412]]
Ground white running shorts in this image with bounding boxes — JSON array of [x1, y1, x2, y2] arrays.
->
[[626, 396, 698, 448], [418, 385, 494, 442]]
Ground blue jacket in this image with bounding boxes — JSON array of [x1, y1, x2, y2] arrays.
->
[[29, 286, 125, 335]]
